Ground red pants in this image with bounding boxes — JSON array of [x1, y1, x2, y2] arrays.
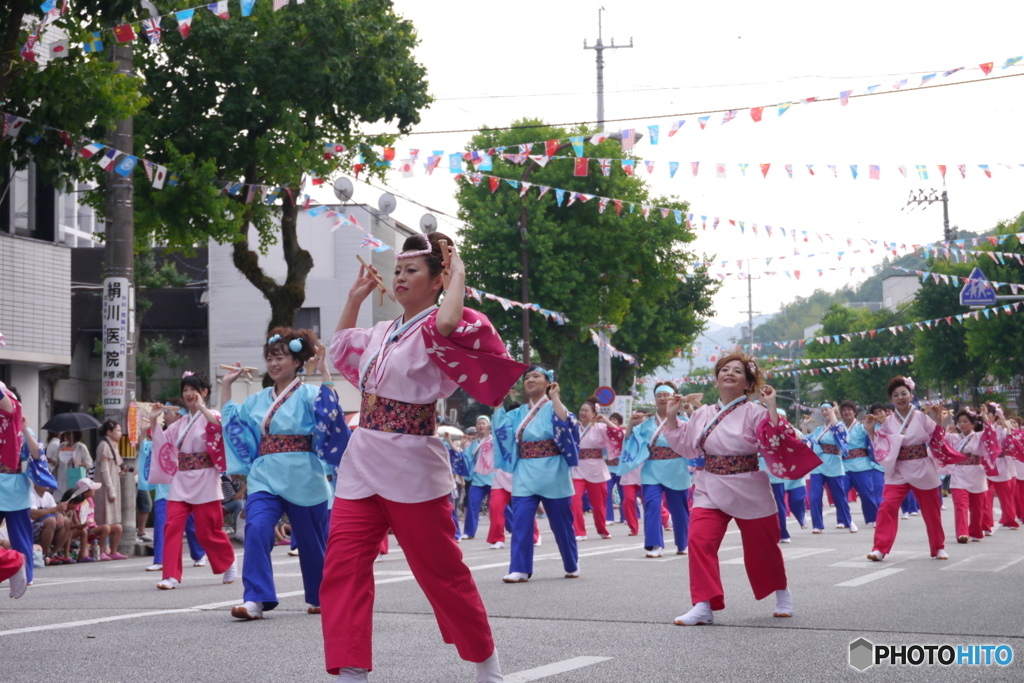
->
[[622, 484, 640, 535], [992, 480, 1019, 528], [487, 488, 538, 544], [572, 479, 610, 537], [982, 488, 995, 532], [321, 495, 494, 674], [662, 495, 672, 530], [688, 507, 786, 611], [951, 489, 984, 540], [872, 483, 945, 557], [1016, 479, 1024, 523], [163, 499, 235, 581], [0, 545, 24, 583]]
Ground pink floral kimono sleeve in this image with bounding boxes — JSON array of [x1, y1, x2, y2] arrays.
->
[[329, 327, 374, 387], [756, 414, 821, 481]]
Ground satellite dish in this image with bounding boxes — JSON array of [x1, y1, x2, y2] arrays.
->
[[332, 177, 354, 202], [377, 193, 397, 215], [419, 213, 438, 233]]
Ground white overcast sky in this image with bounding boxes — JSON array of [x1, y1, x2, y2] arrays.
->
[[316, 0, 1024, 329]]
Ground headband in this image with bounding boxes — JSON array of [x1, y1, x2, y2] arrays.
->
[[820, 403, 833, 410], [654, 384, 675, 395], [476, 415, 491, 425], [526, 366, 554, 383], [268, 334, 304, 353], [397, 236, 432, 260]]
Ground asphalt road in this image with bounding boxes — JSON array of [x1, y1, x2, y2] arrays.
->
[[2, 503, 1022, 682]]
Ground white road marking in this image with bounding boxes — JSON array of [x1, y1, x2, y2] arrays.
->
[[828, 550, 923, 568], [504, 656, 613, 682], [941, 554, 1024, 572], [615, 546, 741, 562], [835, 568, 905, 587], [721, 547, 834, 565], [0, 609, 195, 636]]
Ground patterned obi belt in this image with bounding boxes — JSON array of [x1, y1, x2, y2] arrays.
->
[[958, 454, 984, 467], [607, 457, 620, 467], [0, 462, 17, 475], [580, 448, 604, 460], [705, 454, 759, 476], [649, 446, 682, 461], [359, 393, 437, 436], [178, 451, 213, 472], [846, 448, 869, 460], [259, 434, 314, 456], [821, 443, 841, 456], [897, 443, 928, 461], [520, 440, 560, 459]]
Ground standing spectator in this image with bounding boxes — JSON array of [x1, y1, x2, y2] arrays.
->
[[93, 421, 126, 560], [52, 432, 91, 500], [30, 484, 70, 565], [222, 474, 246, 538]]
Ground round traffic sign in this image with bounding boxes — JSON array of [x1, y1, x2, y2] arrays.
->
[[595, 386, 615, 406]]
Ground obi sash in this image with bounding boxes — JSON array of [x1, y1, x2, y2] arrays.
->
[[0, 462, 16, 475], [579, 448, 604, 460], [705, 454, 759, 476], [178, 451, 213, 472], [958, 454, 984, 466], [694, 396, 748, 473], [821, 443, 840, 456], [898, 443, 928, 461], [649, 446, 682, 461], [359, 393, 437, 436], [520, 440, 560, 459], [607, 457, 620, 467], [846, 448, 869, 459], [259, 434, 314, 456]]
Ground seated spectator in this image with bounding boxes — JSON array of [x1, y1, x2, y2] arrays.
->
[[65, 479, 108, 561], [221, 474, 246, 539], [58, 489, 92, 563], [30, 484, 70, 565]]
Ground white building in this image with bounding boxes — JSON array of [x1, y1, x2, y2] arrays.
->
[[882, 275, 921, 311], [207, 204, 418, 411]]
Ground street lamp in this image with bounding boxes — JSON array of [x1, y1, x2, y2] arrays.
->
[[517, 130, 642, 362]]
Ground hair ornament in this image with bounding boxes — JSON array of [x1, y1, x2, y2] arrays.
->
[[289, 338, 304, 353], [182, 371, 195, 378], [903, 376, 916, 392], [747, 360, 757, 375], [268, 334, 282, 344], [397, 235, 432, 260]]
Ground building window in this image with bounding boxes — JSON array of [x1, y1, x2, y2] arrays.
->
[[2, 163, 55, 242], [295, 308, 321, 338]]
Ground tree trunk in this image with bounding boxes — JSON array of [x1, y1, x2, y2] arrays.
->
[[0, 0, 28, 104], [231, 196, 314, 334]]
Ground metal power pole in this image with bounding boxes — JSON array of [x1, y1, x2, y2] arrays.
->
[[102, 40, 137, 554], [584, 8, 632, 131]]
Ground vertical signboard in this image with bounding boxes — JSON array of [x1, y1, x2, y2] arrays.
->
[[102, 277, 130, 410]]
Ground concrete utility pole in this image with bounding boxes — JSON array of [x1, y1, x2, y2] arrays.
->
[[584, 8, 632, 132], [102, 40, 138, 554], [903, 187, 957, 242]]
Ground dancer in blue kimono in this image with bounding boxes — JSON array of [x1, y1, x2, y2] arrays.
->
[[838, 401, 882, 527], [462, 416, 495, 540], [809, 403, 855, 533], [620, 383, 694, 558], [221, 328, 349, 620], [493, 365, 580, 583]]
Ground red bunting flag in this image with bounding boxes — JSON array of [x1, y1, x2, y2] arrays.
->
[[574, 158, 588, 177], [544, 140, 559, 157], [980, 62, 994, 75], [383, 147, 395, 161], [113, 24, 136, 43], [938, 165, 947, 179], [614, 200, 623, 216], [760, 163, 770, 178], [489, 176, 499, 193], [750, 107, 764, 122]]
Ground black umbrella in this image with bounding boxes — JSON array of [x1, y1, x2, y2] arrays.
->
[[42, 412, 103, 433]]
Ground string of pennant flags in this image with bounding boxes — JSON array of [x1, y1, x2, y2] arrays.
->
[[742, 301, 1023, 352], [21, 0, 312, 63], [895, 267, 1024, 292], [640, 354, 914, 386], [590, 329, 636, 365], [681, 265, 883, 282]]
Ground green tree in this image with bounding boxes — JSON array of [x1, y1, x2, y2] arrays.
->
[[1, 1, 145, 190], [90, 0, 430, 332], [456, 118, 716, 398], [804, 304, 914, 406]]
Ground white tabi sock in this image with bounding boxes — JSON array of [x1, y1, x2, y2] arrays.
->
[[476, 650, 503, 683], [336, 667, 369, 682]]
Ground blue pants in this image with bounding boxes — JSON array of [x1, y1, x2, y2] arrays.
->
[[463, 485, 490, 539], [845, 469, 881, 524], [152, 498, 204, 565], [641, 484, 689, 552], [0, 509, 33, 584], [901, 490, 920, 514], [451, 491, 462, 540], [243, 491, 328, 610], [605, 474, 625, 522], [509, 495, 576, 575], [771, 484, 791, 540], [786, 484, 807, 528], [810, 473, 852, 529]]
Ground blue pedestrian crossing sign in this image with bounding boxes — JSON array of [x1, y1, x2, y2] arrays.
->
[[959, 267, 997, 306]]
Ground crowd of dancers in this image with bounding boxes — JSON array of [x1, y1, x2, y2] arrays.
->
[[3, 231, 1024, 682]]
